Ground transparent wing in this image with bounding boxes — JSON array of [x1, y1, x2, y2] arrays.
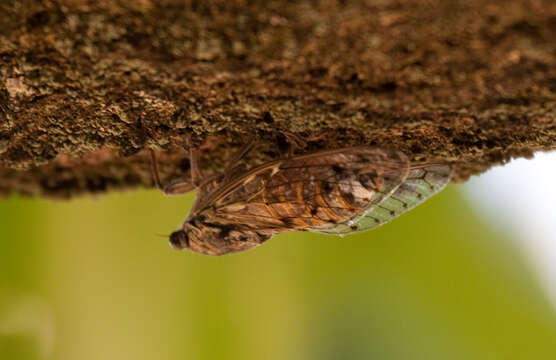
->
[[313, 164, 453, 235]]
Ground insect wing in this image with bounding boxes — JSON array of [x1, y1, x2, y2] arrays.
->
[[196, 147, 410, 231], [316, 164, 453, 235]]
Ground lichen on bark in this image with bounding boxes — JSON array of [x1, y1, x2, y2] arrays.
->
[[0, 0, 555, 198]]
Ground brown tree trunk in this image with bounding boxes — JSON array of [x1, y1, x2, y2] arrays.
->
[[1, 0, 555, 198]]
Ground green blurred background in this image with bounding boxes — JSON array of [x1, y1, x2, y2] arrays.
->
[[1, 185, 556, 360]]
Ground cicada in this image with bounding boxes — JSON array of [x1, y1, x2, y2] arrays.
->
[[150, 141, 452, 256]]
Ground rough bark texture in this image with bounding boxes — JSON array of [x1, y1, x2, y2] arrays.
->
[[0, 0, 555, 198]]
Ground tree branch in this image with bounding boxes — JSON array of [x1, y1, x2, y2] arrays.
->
[[1, 0, 555, 198]]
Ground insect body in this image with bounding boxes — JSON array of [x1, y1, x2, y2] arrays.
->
[[151, 143, 452, 256]]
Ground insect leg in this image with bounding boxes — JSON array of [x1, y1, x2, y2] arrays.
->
[[162, 181, 196, 196], [187, 134, 204, 187], [282, 131, 306, 157], [149, 148, 164, 191], [149, 149, 196, 196], [211, 140, 256, 185], [281, 131, 326, 157], [231, 141, 255, 166], [224, 140, 255, 172]]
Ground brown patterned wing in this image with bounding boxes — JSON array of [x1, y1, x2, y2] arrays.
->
[[192, 147, 410, 232]]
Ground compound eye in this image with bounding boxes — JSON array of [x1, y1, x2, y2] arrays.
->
[[169, 230, 189, 250]]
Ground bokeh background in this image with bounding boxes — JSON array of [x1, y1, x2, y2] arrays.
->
[[1, 152, 556, 360]]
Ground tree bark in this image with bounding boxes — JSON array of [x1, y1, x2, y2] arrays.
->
[[1, 0, 555, 198]]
